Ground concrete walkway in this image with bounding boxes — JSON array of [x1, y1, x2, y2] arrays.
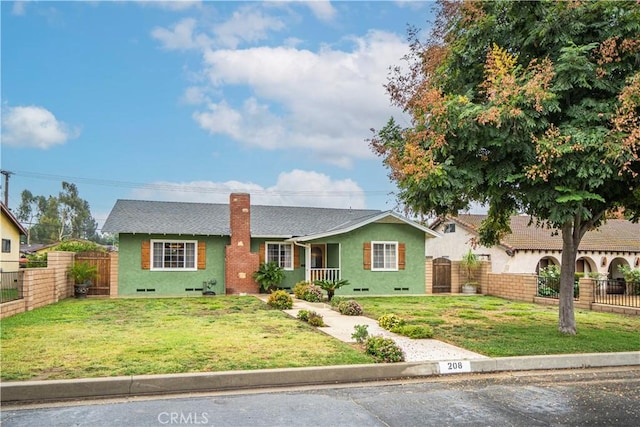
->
[[282, 299, 488, 362]]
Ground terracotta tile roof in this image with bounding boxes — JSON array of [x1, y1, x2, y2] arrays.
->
[[449, 214, 640, 252]]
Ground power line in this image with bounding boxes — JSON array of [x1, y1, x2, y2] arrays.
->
[[10, 170, 394, 197]]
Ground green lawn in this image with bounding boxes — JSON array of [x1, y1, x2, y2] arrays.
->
[[0, 297, 373, 381], [352, 296, 640, 356], [1, 295, 638, 381]]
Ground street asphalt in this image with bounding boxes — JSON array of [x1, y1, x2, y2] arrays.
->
[[1, 298, 638, 405]]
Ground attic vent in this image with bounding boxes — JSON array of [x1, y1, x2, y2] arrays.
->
[[444, 224, 456, 233]]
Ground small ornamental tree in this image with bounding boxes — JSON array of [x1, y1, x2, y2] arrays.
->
[[370, 0, 640, 335]]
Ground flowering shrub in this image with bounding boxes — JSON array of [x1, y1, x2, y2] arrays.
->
[[296, 309, 325, 326], [378, 314, 404, 330], [293, 281, 310, 299], [364, 336, 405, 363], [303, 284, 324, 302], [267, 290, 293, 309], [307, 311, 325, 327], [338, 300, 363, 316]]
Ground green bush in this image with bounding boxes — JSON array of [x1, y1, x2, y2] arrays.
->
[[293, 281, 310, 299], [338, 300, 363, 316], [390, 324, 434, 339], [364, 336, 405, 363], [267, 290, 293, 309], [329, 296, 345, 308], [307, 312, 326, 327], [351, 324, 369, 344], [303, 284, 324, 302], [296, 309, 325, 326], [378, 314, 404, 330]]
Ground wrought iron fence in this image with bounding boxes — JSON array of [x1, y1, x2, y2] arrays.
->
[[594, 279, 640, 308], [1, 271, 24, 304], [536, 276, 579, 300]]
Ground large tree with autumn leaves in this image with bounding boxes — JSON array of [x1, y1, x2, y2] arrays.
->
[[371, 0, 640, 334]]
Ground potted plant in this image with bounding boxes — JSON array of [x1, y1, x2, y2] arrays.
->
[[68, 261, 98, 299], [460, 249, 480, 294], [253, 261, 285, 293]]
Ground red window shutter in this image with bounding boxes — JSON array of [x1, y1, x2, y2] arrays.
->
[[363, 242, 371, 270], [259, 243, 265, 263], [198, 241, 206, 269], [294, 245, 300, 268], [141, 241, 150, 270], [398, 243, 406, 270]]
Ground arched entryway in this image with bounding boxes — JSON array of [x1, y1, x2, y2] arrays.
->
[[536, 256, 560, 274], [432, 257, 451, 293]]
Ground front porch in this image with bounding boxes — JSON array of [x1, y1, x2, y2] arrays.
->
[[304, 243, 341, 283]]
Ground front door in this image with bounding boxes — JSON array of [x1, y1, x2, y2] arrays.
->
[[311, 245, 325, 269]]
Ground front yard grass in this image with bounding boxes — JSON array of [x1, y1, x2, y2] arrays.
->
[[353, 296, 640, 356], [1, 295, 638, 382], [0, 297, 374, 381]]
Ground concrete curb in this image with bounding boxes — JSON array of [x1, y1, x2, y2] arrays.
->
[[2, 351, 638, 405]]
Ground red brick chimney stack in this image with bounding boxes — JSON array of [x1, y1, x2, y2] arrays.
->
[[225, 193, 260, 294]]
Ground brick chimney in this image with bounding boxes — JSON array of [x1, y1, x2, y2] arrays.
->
[[225, 193, 260, 294]]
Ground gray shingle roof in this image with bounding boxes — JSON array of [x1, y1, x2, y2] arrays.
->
[[102, 199, 383, 237]]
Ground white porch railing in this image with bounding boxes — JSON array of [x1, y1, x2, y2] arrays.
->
[[309, 268, 341, 283]]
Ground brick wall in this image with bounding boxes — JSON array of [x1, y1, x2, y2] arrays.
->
[[0, 251, 74, 319], [109, 252, 119, 297], [486, 272, 538, 302], [225, 193, 260, 294]]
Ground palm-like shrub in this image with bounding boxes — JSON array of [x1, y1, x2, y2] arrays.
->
[[253, 262, 285, 293], [314, 278, 350, 301]]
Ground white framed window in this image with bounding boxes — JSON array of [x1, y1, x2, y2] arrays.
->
[[151, 240, 197, 271], [372, 241, 398, 271], [444, 223, 456, 233], [1, 239, 10, 253], [266, 242, 293, 270]]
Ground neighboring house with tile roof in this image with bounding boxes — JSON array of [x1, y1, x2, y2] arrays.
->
[[430, 214, 640, 280], [1, 203, 28, 273], [102, 193, 441, 296]]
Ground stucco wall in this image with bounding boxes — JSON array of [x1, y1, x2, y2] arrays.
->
[[117, 234, 228, 296], [0, 212, 23, 273], [431, 222, 639, 276], [311, 222, 427, 296]]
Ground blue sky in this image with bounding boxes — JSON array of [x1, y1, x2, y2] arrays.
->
[[1, 0, 436, 230]]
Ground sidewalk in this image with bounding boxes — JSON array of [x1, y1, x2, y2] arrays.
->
[[282, 299, 488, 362]]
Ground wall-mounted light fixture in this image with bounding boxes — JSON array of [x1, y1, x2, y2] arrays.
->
[[601, 257, 608, 267]]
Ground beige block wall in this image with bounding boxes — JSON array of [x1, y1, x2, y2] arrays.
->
[[0, 251, 74, 319]]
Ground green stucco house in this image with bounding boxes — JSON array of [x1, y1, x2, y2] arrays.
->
[[102, 193, 441, 296]]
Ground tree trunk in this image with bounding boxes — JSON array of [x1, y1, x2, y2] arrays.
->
[[559, 222, 579, 334]]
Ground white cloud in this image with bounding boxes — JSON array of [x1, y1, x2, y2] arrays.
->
[[12, 1, 27, 15], [1, 105, 80, 149], [154, 5, 409, 168], [193, 30, 407, 166], [151, 18, 210, 51], [304, 0, 337, 22], [136, 0, 202, 11], [129, 169, 366, 209], [212, 6, 286, 49]]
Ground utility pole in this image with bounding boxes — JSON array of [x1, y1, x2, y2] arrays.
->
[[0, 170, 12, 206]]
